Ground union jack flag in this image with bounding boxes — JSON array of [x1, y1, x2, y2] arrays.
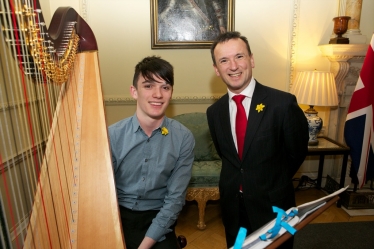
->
[[344, 34, 374, 189]]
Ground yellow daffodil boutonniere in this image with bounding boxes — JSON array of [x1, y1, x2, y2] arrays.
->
[[256, 103, 265, 113], [161, 127, 169, 136]]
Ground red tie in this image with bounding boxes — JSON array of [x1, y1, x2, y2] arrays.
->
[[233, 95, 247, 160]]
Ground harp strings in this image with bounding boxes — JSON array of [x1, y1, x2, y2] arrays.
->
[[1, 0, 38, 246], [1, 0, 79, 247]]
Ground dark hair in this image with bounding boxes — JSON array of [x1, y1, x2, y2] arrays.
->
[[210, 31, 252, 65], [132, 56, 174, 87]]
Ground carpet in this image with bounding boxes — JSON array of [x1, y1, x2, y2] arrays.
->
[[293, 221, 374, 249]]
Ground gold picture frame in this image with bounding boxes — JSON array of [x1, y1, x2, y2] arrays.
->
[[151, 0, 235, 49]]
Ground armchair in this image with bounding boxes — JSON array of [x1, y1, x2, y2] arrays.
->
[[173, 112, 222, 230]]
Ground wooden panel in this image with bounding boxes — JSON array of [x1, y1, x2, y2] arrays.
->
[[77, 52, 124, 248], [23, 52, 124, 249]]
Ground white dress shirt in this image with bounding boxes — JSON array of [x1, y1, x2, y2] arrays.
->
[[227, 77, 256, 151]]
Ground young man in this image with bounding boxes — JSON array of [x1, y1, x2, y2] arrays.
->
[[109, 56, 195, 249], [206, 31, 309, 248]]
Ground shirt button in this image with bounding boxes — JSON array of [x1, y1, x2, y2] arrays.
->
[[145, 159, 148, 162], [241, 168, 244, 173], [147, 138, 150, 142], [142, 177, 145, 181]]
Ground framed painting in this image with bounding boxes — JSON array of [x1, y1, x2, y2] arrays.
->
[[151, 0, 235, 49]]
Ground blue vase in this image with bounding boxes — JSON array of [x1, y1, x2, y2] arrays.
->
[[305, 108, 323, 146]]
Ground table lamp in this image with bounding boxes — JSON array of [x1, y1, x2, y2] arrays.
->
[[290, 71, 338, 146]]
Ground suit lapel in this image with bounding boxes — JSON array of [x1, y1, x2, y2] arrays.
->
[[242, 82, 267, 158], [218, 94, 240, 162]]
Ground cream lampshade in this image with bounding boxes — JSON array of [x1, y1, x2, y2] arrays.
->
[[290, 71, 338, 145]]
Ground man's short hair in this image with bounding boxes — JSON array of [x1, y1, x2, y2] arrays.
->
[[133, 56, 174, 87], [210, 31, 252, 65]]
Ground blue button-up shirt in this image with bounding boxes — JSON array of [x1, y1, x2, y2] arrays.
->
[[108, 114, 195, 241]]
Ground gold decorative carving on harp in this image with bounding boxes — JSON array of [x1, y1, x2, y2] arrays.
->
[[0, 1, 124, 248]]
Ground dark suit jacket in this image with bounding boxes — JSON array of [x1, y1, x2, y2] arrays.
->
[[206, 81, 309, 236]]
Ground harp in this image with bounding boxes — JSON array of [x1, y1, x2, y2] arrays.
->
[[0, 1, 124, 248]]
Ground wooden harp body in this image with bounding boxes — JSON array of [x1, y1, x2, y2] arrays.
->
[[0, 1, 124, 248]]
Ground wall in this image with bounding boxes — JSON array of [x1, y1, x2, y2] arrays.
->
[[40, 0, 374, 123], [40, 0, 374, 182]]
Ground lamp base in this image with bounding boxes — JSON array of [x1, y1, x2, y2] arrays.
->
[[305, 106, 323, 146]]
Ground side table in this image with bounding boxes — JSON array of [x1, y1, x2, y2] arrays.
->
[[307, 136, 350, 207]]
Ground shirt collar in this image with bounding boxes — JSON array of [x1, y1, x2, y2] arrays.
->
[[131, 113, 169, 134], [159, 117, 169, 131], [228, 77, 256, 100], [131, 113, 141, 133]]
